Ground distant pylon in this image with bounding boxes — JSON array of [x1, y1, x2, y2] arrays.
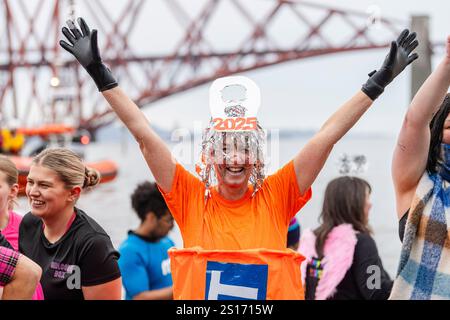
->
[[410, 15, 432, 100]]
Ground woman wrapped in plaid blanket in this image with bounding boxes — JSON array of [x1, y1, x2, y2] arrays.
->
[[391, 36, 450, 300]]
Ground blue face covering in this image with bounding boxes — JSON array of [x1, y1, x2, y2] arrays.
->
[[438, 144, 450, 182]]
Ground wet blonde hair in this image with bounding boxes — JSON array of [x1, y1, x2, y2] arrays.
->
[[0, 155, 19, 210], [32, 148, 100, 190]]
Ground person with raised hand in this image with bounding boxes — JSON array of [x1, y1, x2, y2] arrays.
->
[[60, 18, 418, 253], [60, 19, 117, 92], [390, 35, 450, 300], [362, 29, 419, 100]]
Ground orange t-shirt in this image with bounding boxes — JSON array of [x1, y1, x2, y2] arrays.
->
[[160, 161, 312, 251]]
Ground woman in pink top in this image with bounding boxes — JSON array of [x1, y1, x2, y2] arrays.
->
[[0, 155, 44, 300], [1, 209, 22, 251], [0, 156, 21, 250]]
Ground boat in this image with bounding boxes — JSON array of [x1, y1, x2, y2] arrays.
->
[[18, 124, 76, 136], [10, 156, 118, 196], [6, 124, 118, 195]]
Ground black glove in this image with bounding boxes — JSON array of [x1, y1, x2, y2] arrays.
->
[[362, 29, 419, 100], [60, 18, 118, 92]]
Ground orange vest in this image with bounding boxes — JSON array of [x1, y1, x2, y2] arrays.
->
[[169, 247, 305, 300]]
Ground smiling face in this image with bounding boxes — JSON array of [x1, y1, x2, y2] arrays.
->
[[214, 134, 254, 190], [26, 165, 78, 220]]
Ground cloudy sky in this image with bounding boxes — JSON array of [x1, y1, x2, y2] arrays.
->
[[5, 0, 447, 135], [132, 0, 449, 136]]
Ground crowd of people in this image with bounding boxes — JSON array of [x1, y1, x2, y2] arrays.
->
[[0, 17, 449, 300]]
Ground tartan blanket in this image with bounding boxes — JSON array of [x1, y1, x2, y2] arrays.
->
[[390, 171, 450, 299]]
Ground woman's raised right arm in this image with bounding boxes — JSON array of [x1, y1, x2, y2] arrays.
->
[[392, 36, 450, 217], [60, 18, 176, 192]]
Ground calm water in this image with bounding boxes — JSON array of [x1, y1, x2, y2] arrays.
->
[[17, 132, 402, 276]]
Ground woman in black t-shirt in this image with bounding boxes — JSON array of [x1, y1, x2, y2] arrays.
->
[[19, 148, 122, 300]]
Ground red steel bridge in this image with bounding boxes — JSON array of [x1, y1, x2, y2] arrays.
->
[[0, 0, 437, 134]]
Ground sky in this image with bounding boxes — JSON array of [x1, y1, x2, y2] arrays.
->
[[2, 0, 448, 135], [129, 0, 450, 136]]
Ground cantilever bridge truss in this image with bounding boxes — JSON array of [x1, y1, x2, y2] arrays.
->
[[0, 0, 408, 133]]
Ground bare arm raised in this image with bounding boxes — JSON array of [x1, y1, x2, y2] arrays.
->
[[60, 18, 176, 192], [294, 30, 419, 195], [294, 91, 372, 195], [392, 36, 450, 218]]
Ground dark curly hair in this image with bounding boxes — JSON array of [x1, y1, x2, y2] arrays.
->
[[131, 181, 169, 222], [426, 93, 450, 175]]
